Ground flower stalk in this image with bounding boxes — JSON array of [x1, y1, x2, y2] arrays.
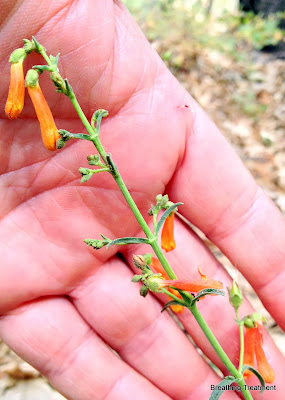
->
[[6, 38, 265, 400]]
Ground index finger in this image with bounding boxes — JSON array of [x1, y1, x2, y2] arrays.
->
[[168, 100, 285, 329]]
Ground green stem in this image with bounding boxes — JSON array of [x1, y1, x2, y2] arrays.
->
[[236, 308, 245, 372], [160, 287, 185, 303], [190, 304, 253, 400], [64, 84, 178, 280], [37, 42, 252, 400]]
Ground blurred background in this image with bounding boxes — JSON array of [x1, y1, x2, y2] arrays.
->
[[0, 0, 284, 398]]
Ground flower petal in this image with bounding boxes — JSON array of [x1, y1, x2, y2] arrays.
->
[[27, 82, 59, 151], [161, 213, 176, 252], [161, 278, 223, 292], [5, 62, 25, 119], [243, 327, 255, 380], [254, 324, 275, 383]]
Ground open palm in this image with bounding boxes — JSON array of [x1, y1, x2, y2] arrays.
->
[[0, 1, 284, 399]]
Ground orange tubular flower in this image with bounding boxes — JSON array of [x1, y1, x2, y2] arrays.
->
[[158, 278, 223, 292], [243, 327, 255, 380], [5, 49, 27, 119], [161, 212, 176, 252], [150, 257, 223, 312], [26, 69, 60, 151], [151, 257, 184, 313], [243, 323, 275, 384]]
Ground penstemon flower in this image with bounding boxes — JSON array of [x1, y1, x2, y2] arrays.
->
[[25, 69, 60, 151], [243, 321, 275, 383], [150, 257, 223, 292], [5, 48, 27, 119], [151, 256, 184, 313], [161, 212, 176, 252]]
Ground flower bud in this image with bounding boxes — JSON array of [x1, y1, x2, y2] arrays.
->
[[140, 285, 148, 297], [227, 281, 243, 309], [133, 255, 147, 270], [244, 313, 266, 328], [84, 238, 109, 250]]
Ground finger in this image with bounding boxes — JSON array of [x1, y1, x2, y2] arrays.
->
[[121, 218, 285, 399], [167, 102, 285, 329], [70, 256, 239, 400], [0, 297, 171, 400]]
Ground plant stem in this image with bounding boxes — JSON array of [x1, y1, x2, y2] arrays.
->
[[37, 43, 252, 399], [160, 287, 185, 303], [190, 303, 253, 400], [236, 308, 245, 372]]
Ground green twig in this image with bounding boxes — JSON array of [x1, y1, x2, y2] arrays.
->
[[236, 308, 245, 372], [34, 41, 253, 400]]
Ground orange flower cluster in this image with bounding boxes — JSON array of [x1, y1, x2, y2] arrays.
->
[[243, 322, 275, 384], [5, 50, 59, 151]]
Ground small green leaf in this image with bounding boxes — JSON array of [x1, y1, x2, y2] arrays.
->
[[32, 64, 52, 73], [64, 78, 73, 97], [155, 202, 183, 236], [242, 365, 265, 393], [106, 237, 150, 249], [191, 289, 225, 306], [209, 376, 238, 400], [80, 173, 93, 183], [161, 300, 185, 313], [52, 53, 60, 67]]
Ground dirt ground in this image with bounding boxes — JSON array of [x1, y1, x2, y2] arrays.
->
[[1, 7, 284, 400]]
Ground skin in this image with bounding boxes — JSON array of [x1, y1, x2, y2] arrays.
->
[[0, 1, 284, 399]]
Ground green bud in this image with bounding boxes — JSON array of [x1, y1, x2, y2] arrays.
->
[[146, 276, 161, 292], [131, 275, 143, 283], [87, 154, 100, 163], [164, 200, 175, 209], [25, 69, 39, 88], [148, 206, 154, 216], [243, 312, 266, 328], [92, 109, 109, 122], [9, 48, 27, 64], [23, 39, 36, 54], [50, 71, 67, 93], [227, 281, 243, 309], [140, 285, 149, 297], [156, 194, 163, 203], [142, 253, 153, 265]]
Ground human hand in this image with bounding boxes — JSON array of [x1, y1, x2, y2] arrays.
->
[[0, 1, 284, 399]]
